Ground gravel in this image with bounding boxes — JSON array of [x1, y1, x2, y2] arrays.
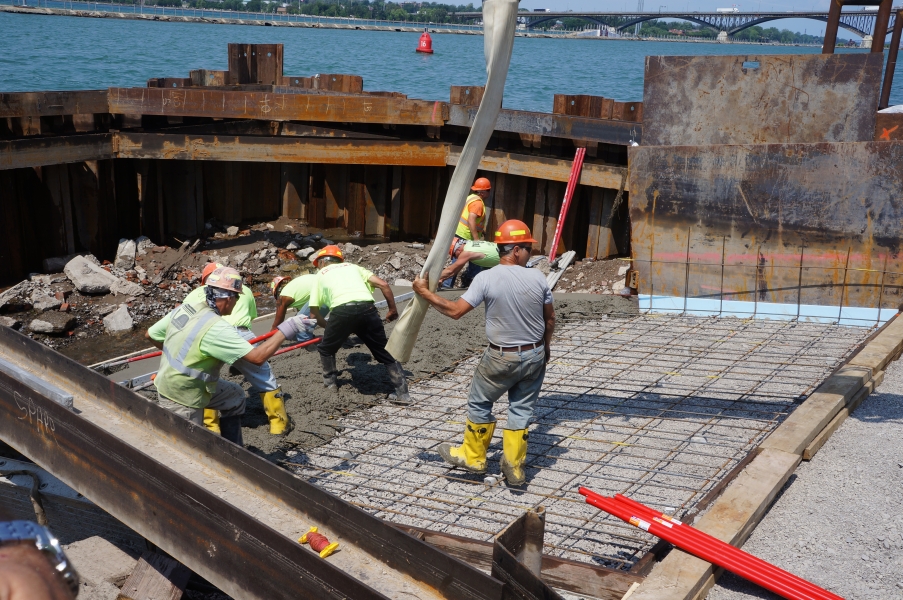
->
[[707, 355, 903, 600]]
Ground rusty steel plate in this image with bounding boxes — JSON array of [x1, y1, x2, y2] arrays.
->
[[628, 141, 903, 311], [642, 54, 882, 146]]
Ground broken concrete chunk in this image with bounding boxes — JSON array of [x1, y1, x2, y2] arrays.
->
[[611, 278, 626, 293], [226, 226, 239, 236], [618, 265, 630, 276], [233, 251, 250, 266], [286, 241, 300, 251], [394, 278, 413, 287], [296, 247, 315, 259], [95, 304, 119, 317], [114, 238, 137, 270], [31, 291, 62, 312], [256, 249, 268, 260], [29, 312, 76, 334], [342, 243, 361, 255], [0, 316, 22, 330], [388, 257, 402, 270], [64, 256, 118, 294], [135, 236, 153, 255], [111, 279, 145, 297], [64, 536, 138, 588], [103, 305, 134, 334], [267, 258, 279, 268]]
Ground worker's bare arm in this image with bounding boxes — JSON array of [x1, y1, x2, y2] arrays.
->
[[412, 276, 475, 320], [271, 296, 293, 329], [310, 306, 328, 329], [467, 212, 480, 240], [144, 330, 164, 350], [241, 331, 287, 366], [542, 303, 555, 363], [368, 275, 398, 322], [439, 254, 472, 282]]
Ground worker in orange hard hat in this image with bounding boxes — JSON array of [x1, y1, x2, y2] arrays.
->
[[413, 220, 555, 487], [300, 245, 412, 405], [146, 267, 298, 446], [270, 272, 331, 344], [454, 177, 492, 243]]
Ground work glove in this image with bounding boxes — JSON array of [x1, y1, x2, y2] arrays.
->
[[276, 315, 317, 339]]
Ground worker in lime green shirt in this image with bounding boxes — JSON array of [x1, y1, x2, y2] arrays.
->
[[308, 245, 411, 405], [182, 262, 290, 436], [146, 267, 293, 445], [440, 240, 500, 289], [269, 274, 326, 341]]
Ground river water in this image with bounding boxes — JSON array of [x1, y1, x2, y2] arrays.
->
[[1, 11, 900, 110]]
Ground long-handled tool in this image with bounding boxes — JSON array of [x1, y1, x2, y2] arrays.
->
[[548, 147, 586, 265], [579, 488, 843, 600]]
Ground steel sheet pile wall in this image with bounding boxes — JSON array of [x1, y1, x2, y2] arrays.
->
[[630, 53, 897, 320]]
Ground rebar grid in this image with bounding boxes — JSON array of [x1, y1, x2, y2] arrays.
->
[[286, 314, 869, 570]]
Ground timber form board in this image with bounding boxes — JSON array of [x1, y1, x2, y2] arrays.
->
[[628, 314, 903, 600]]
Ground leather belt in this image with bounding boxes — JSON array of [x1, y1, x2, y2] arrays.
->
[[488, 342, 543, 353]]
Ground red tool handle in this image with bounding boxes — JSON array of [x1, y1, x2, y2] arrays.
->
[[548, 147, 586, 263], [273, 337, 321, 356], [608, 493, 842, 600], [103, 330, 280, 370], [579, 489, 842, 600]]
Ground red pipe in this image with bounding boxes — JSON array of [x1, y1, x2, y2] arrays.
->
[[548, 147, 586, 263], [273, 336, 321, 356], [98, 330, 281, 370], [579, 488, 843, 600], [609, 494, 842, 600]]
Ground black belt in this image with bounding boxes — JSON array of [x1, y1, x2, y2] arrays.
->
[[488, 342, 543, 353]]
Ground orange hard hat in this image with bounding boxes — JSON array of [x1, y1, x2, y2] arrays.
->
[[201, 262, 225, 284], [206, 267, 243, 294], [312, 245, 344, 267], [270, 276, 291, 299], [471, 177, 491, 191], [495, 220, 538, 245]]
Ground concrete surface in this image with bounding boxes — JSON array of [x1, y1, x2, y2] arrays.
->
[[707, 355, 903, 600]]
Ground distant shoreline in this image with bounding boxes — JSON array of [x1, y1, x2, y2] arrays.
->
[[0, 4, 831, 47]]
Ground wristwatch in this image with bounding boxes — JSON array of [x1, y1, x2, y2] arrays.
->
[[0, 521, 79, 597]]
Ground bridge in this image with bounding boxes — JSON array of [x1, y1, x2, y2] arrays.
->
[[454, 10, 897, 38]]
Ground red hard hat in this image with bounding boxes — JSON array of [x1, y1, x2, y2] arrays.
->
[[270, 276, 291, 299], [312, 245, 345, 267], [206, 267, 243, 294], [495, 220, 538, 245], [471, 177, 491, 191], [201, 262, 225, 284]]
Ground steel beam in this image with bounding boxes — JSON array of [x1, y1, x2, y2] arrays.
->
[[108, 87, 448, 126], [449, 146, 626, 190], [115, 133, 448, 166], [0, 326, 505, 600], [0, 134, 113, 170], [448, 105, 641, 146], [0, 91, 109, 118]]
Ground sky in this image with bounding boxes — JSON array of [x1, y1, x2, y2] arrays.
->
[[512, 0, 880, 37]]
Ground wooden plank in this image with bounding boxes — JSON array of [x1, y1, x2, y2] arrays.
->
[[803, 370, 884, 461], [448, 146, 625, 191], [108, 87, 447, 126], [0, 90, 108, 118], [0, 134, 113, 171], [117, 551, 190, 600], [847, 314, 903, 372], [628, 448, 801, 600], [115, 133, 447, 167], [395, 525, 642, 600]]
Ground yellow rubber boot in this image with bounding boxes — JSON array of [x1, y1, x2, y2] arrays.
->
[[438, 419, 496, 474], [500, 429, 529, 486], [203, 409, 221, 434], [261, 388, 293, 435]]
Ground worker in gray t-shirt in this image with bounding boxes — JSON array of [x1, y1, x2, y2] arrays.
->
[[413, 220, 555, 486]]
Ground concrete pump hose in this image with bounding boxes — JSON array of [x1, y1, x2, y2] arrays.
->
[[386, 0, 520, 362]]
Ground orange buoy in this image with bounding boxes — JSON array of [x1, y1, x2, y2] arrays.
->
[[416, 29, 433, 54]]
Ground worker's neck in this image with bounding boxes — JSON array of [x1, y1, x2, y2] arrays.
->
[[499, 256, 521, 267]]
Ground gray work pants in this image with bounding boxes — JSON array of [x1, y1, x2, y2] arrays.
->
[[156, 380, 246, 425]]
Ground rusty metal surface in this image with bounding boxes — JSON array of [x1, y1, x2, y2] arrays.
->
[[0, 134, 113, 170], [628, 141, 903, 309], [448, 146, 627, 190], [115, 133, 448, 165], [448, 105, 641, 145], [0, 90, 109, 118], [642, 54, 882, 146], [0, 326, 506, 600], [108, 87, 447, 126]]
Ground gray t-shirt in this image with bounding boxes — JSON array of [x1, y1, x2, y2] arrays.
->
[[461, 265, 553, 347]]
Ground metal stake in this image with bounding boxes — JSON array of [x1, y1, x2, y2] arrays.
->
[[837, 247, 852, 324], [719, 236, 726, 317], [796, 246, 804, 321], [682, 228, 691, 316]]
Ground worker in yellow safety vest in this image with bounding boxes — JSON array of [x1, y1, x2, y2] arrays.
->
[[181, 263, 291, 436], [146, 268, 303, 445], [270, 273, 327, 342], [454, 177, 491, 243], [306, 245, 412, 405]]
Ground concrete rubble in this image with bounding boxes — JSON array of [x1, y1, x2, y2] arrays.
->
[[103, 305, 134, 334], [114, 238, 137, 270]]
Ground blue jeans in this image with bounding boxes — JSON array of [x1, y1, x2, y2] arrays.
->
[[467, 346, 546, 430], [232, 328, 279, 393], [440, 262, 486, 289], [289, 304, 329, 342]]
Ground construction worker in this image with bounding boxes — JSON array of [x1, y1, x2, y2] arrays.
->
[[181, 262, 291, 436], [308, 245, 412, 405], [412, 220, 555, 486], [146, 268, 302, 445], [454, 177, 491, 242], [440, 239, 500, 289], [270, 274, 323, 341]]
